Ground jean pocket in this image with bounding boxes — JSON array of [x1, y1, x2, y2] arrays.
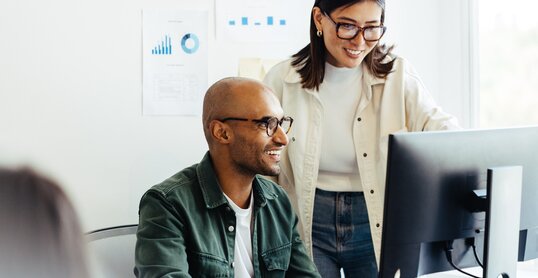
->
[[261, 242, 292, 272]]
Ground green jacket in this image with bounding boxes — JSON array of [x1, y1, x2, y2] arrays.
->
[[135, 152, 320, 278]]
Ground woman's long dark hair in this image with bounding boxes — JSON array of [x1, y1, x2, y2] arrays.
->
[[292, 0, 395, 90]]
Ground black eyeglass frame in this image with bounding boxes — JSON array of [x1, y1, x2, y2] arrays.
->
[[220, 116, 294, 137], [322, 11, 387, 42]]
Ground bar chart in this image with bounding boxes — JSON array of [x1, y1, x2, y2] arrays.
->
[[151, 35, 172, 55], [150, 33, 200, 55], [216, 0, 306, 42], [227, 16, 287, 27]]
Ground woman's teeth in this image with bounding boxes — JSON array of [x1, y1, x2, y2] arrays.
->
[[346, 48, 362, 55]]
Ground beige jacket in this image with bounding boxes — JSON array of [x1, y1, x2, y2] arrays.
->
[[263, 56, 459, 264]]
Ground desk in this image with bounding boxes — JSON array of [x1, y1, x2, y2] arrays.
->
[[420, 259, 538, 277]]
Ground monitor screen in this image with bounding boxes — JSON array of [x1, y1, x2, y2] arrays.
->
[[379, 126, 538, 278]]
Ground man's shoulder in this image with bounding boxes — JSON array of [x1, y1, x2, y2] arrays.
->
[[148, 163, 199, 196]]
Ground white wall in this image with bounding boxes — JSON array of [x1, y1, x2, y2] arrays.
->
[[384, 0, 474, 127], [0, 0, 472, 231]]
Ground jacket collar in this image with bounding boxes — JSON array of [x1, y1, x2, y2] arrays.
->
[[362, 63, 386, 86], [196, 151, 277, 209]]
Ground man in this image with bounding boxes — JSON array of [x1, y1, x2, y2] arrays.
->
[[135, 77, 320, 277]]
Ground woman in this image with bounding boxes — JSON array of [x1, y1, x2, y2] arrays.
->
[[0, 167, 90, 278], [263, 0, 459, 276]]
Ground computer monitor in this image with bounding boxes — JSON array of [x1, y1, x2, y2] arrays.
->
[[379, 126, 538, 278]]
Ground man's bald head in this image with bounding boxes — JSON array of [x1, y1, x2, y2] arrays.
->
[[202, 77, 278, 145]]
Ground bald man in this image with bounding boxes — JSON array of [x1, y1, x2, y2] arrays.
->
[[135, 77, 320, 278]]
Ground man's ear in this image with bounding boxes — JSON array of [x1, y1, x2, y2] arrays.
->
[[210, 120, 231, 143]]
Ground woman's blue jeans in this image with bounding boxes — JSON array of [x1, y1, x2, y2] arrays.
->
[[312, 188, 378, 278]]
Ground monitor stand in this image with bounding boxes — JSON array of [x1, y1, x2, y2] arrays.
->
[[483, 166, 523, 278]]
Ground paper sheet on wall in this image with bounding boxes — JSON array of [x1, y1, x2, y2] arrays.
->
[[238, 58, 282, 81], [216, 0, 306, 42], [143, 9, 208, 116]]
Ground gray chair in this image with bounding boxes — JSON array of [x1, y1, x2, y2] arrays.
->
[[86, 224, 138, 278]]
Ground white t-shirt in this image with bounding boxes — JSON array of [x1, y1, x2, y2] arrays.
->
[[317, 62, 363, 192], [223, 192, 254, 278]]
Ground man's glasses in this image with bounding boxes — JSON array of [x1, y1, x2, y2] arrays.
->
[[323, 11, 386, 42], [220, 116, 293, 137]]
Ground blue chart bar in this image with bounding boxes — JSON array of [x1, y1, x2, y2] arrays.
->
[[227, 16, 286, 27], [152, 35, 172, 55]]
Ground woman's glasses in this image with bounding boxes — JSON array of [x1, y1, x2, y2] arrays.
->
[[323, 11, 386, 42]]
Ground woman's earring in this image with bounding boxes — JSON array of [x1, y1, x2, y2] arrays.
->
[[316, 30, 323, 37]]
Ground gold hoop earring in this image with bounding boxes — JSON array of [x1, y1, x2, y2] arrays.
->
[[316, 30, 322, 37]]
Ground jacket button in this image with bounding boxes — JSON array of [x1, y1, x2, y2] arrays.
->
[[370, 190, 374, 194], [376, 223, 380, 228], [228, 226, 235, 232], [357, 117, 362, 122], [363, 153, 367, 157], [231, 262, 235, 268]]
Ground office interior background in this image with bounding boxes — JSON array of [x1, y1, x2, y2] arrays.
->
[[0, 0, 537, 237]]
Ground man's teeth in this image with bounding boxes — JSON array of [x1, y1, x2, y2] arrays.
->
[[266, 150, 281, 155], [346, 48, 362, 55]]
